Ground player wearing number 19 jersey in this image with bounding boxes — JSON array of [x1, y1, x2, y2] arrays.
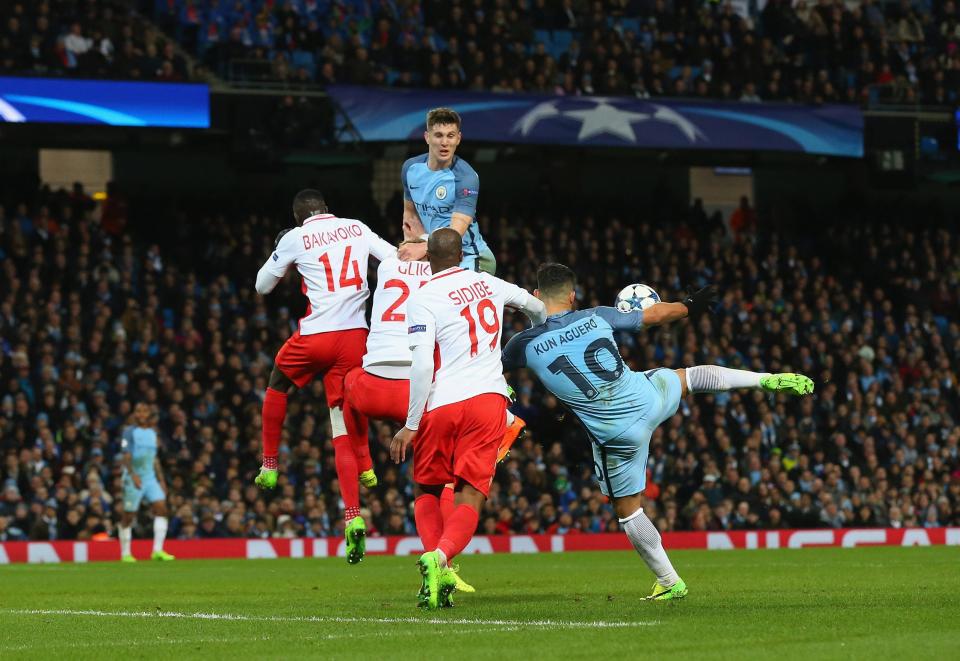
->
[[389, 229, 546, 609], [253, 189, 396, 513], [341, 256, 526, 570]]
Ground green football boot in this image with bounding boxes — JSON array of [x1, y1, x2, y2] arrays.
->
[[151, 550, 175, 561], [438, 568, 459, 608], [359, 469, 378, 488], [760, 373, 814, 396], [345, 516, 367, 565], [648, 578, 688, 601], [448, 565, 475, 593], [120, 554, 137, 563], [417, 551, 442, 609], [254, 467, 278, 490]]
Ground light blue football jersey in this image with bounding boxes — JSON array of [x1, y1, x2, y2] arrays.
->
[[502, 306, 663, 443], [402, 154, 489, 266], [121, 426, 158, 477]]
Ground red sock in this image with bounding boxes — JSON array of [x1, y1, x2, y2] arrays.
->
[[261, 388, 288, 468], [414, 494, 443, 551], [437, 504, 480, 561], [333, 436, 360, 518], [349, 413, 372, 473], [440, 487, 455, 522]]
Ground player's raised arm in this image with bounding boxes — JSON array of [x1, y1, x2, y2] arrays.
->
[[641, 285, 718, 327], [448, 160, 479, 237], [255, 227, 299, 295]]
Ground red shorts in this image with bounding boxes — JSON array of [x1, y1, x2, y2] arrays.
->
[[343, 368, 409, 423], [413, 393, 507, 496], [274, 328, 367, 408]]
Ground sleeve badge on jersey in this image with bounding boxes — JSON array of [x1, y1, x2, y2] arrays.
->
[[272, 253, 279, 261], [408, 324, 427, 334], [461, 188, 479, 196]]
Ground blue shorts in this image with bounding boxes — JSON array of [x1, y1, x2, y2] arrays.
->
[[461, 247, 496, 275], [591, 368, 682, 498], [123, 473, 165, 511]]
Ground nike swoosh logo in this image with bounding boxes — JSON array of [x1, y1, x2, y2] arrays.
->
[[410, 186, 419, 189]]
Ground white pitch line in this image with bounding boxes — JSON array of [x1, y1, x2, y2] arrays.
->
[[1, 608, 657, 629]]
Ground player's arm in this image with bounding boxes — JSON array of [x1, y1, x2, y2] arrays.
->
[[449, 165, 480, 237], [390, 298, 436, 463], [153, 456, 166, 491], [402, 199, 426, 240], [121, 429, 141, 489], [501, 333, 528, 372], [255, 228, 299, 295], [362, 223, 399, 262], [501, 280, 547, 326], [598, 285, 718, 329], [400, 157, 427, 241]]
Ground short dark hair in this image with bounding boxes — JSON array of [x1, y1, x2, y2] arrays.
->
[[426, 107, 461, 131], [536, 263, 576, 299], [293, 189, 328, 223]]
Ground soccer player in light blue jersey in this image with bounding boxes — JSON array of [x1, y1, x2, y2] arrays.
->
[[502, 264, 814, 601], [118, 403, 174, 562], [397, 107, 496, 274]]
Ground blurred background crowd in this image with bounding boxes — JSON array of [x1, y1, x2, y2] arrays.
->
[[0, 183, 957, 543], [2, 0, 959, 104]]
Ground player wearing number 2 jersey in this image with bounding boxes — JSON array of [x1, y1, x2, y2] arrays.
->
[[390, 229, 546, 609], [253, 189, 396, 529]]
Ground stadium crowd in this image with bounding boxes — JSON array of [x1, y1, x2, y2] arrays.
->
[[0, 184, 958, 544], [3, 1, 959, 106]]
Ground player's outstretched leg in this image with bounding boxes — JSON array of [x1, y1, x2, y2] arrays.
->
[[619, 507, 687, 602], [684, 366, 813, 397], [759, 372, 815, 396]]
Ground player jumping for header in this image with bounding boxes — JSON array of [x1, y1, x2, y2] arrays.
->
[[253, 189, 396, 563], [397, 108, 496, 274], [502, 264, 814, 601]]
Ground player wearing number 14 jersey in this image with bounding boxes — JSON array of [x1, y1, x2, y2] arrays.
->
[[390, 229, 546, 609], [253, 189, 396, 516]]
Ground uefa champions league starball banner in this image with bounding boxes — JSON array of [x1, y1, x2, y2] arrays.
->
[[329, 85, 863, 158], [0, 77, 209, 128]]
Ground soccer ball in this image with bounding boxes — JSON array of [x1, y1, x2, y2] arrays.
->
[[615, 283, 661, 312]]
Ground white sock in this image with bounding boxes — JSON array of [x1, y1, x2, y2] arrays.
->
[[506, 410, 515, 426], [153, 517, 168, 553], [685, 365, 770, 393], [620, 508, 680, 588], [119, 526, 132, 557], [436, 548, 448, 569]]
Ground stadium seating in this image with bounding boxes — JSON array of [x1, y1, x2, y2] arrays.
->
[[0, 187, 957, 542], [3, 1, 959, 106]]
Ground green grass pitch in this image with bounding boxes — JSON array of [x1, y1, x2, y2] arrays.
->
[[1, 546, 957, 659]]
